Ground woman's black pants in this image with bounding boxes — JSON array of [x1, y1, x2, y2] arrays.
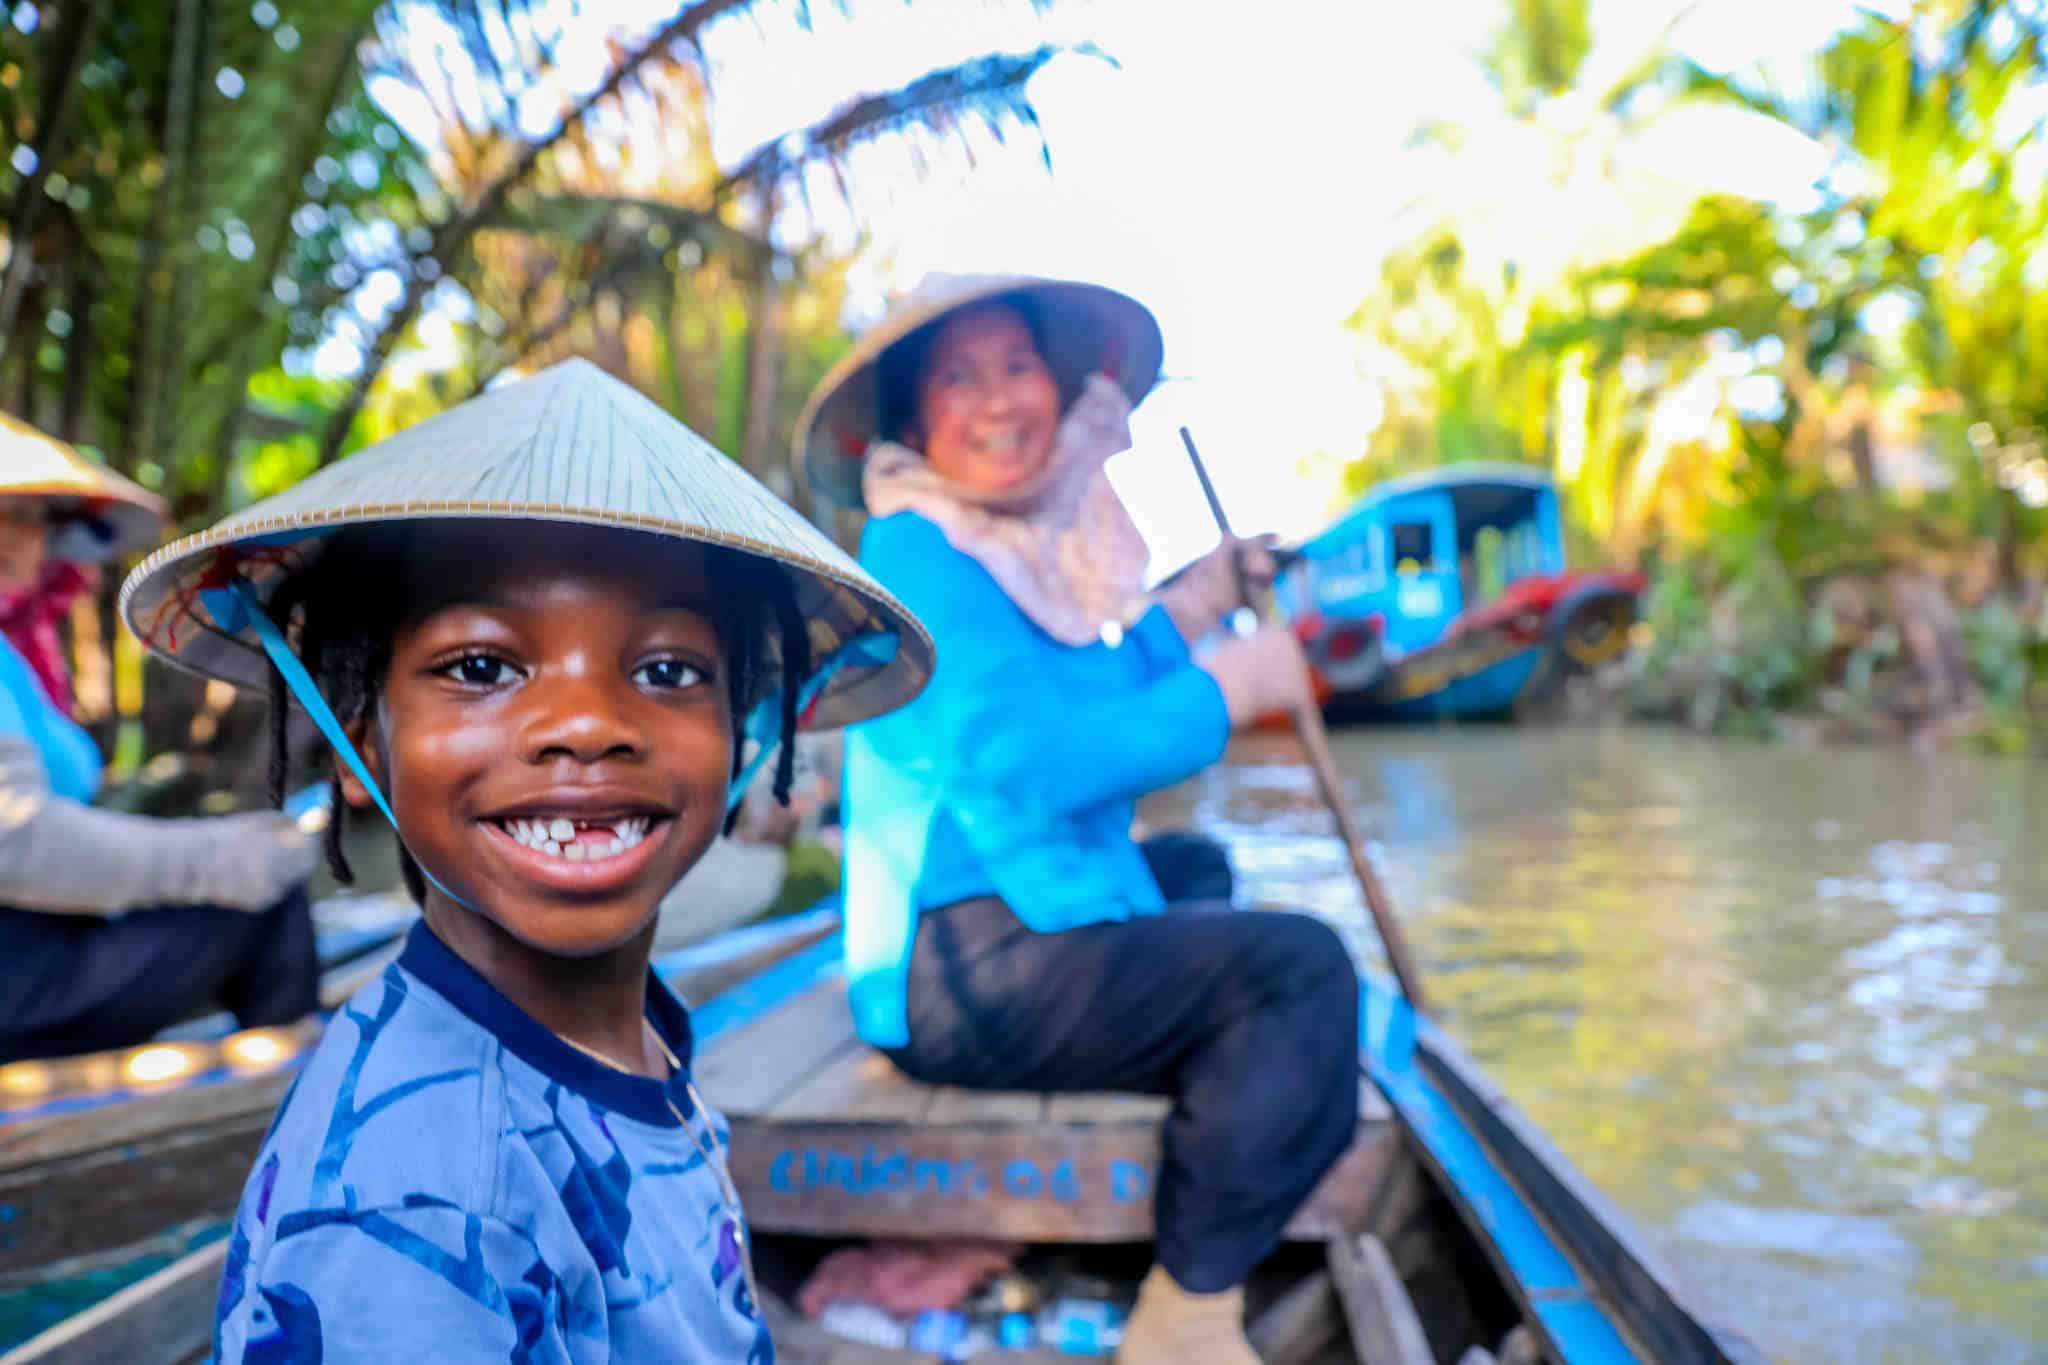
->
[[0, 887, 319, 1062], [883, 832, 1360, 1292]]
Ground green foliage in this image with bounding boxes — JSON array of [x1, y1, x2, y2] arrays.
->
[[1345, 1, 2048, 748]]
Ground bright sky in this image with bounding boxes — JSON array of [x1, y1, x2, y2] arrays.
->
[[369, 0, 1878, 569]]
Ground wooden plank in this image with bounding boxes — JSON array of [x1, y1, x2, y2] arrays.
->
[[1283, 1121, 1404, 1243], [0, 1018, 321, 1137], [1327, 1233, 1433, 1365], [0, 1239, 225, 1365], [0, 1116, 270, 1276], [924, 1086, 1043, 1124], [1245, 1269, 1342, 1365], [727, 1116, 1395, 1244], [660, 907, 840, 1006], [766, 1044, 938, 1123], [694, 977, 858, 1116], [1496, 1324, 1543, 1365], [319, 942, 403, 1006], [1042, 1093, 1169, 1125]]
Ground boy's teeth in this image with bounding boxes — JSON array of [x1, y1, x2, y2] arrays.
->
[[502, 814, 657, 861]]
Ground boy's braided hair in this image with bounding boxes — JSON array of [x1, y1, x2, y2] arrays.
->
[[262, 528, 813, 904]]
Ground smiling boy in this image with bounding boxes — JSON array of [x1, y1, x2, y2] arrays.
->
[[120, 361, 930, 1363]]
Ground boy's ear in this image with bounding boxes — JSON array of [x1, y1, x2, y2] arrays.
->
[[333, 713, 387, 809]]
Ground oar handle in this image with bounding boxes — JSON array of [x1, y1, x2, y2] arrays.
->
[[1179, 428, 1431, 1011], [1179, 427, 1256, 617]]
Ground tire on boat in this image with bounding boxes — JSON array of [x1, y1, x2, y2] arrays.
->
[[1549, 584, 1637, 673]]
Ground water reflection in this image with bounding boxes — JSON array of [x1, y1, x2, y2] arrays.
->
[[1145, 726, 2047, 1365]]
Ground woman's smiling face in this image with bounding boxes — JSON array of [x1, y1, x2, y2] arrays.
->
[[912, 303, 1062, 496], [343, 524, 734, 958]]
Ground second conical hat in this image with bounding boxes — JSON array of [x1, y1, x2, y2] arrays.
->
[[0, 412, 166, 561], [793, 273, 1164, 509], [120, 358, 930, 730]]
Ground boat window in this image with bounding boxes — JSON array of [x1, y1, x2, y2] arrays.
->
[[1474, 525, 1506, 600], [1391, 521, 1435, 573]]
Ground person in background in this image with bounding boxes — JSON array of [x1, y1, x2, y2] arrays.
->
[[796, 275, 1360, 1365], [0, 414, 319, 1061]]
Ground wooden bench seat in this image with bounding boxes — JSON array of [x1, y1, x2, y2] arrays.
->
[[698, 971, 1395, 1243]]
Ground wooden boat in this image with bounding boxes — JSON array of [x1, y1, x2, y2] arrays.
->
[[0, 902, 836, 1287], [5, 903, 1762, 1365], [1271, 465, 1643, 722]]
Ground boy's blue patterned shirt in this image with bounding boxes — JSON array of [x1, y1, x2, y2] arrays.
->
[[213, 923, 772, 1363]]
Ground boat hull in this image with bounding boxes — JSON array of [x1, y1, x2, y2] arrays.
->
[[3, 904, 1761, 1365]]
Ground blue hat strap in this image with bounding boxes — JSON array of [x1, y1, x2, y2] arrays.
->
[[726, 629, 899, 816], [210, 574, 894, 878], [203, 576, 473, 909]]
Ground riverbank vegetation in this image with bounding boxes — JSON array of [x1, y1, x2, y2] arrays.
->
[[1341, 0, 2048, 751]]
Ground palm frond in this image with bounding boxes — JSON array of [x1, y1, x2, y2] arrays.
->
[[716, 43, 1107, 202]]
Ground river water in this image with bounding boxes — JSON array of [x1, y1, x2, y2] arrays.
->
[[1146, 726, 2045, 1365]]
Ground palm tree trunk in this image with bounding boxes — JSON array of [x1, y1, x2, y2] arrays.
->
[[208, 17, 375, 507], [125, 0, 206, 485], [58, 261, 93, 441], [739, 186, 786, 493], [0, 0, 108, 357]]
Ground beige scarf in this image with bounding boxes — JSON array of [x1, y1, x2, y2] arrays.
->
[[863, 373, 1152, 646]]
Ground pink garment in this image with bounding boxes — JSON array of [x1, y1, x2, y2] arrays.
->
[[862, 373, 1151, 645], [798, 1240, 1019, 1319], [0, 560, 91, 716]]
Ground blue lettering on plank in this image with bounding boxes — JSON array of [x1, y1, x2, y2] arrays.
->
[[861, 1146, 910, 1192], [1110, 1160, 1151, 1204], [1001, 1160, 1042, 1197], [772, 1148, 1105, 1202]]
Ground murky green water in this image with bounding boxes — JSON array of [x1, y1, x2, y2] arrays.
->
[[1148, 726, 2046, 1365]]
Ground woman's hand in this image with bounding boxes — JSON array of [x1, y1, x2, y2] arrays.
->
[[201, 813, 321, 912], [1197, 625, 1314, 728], [1159, 535, 1278, 643]]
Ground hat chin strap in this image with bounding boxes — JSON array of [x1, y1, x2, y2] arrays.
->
[[206, 576, 899, 910], [206, 577, 478, 911], [730, 630, 899, 801]]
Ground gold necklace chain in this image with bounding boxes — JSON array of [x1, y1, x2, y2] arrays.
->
[[553, 1020, 763, 1316]]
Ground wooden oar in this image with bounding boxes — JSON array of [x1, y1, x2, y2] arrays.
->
[[1178, 427, 1431, 1010]]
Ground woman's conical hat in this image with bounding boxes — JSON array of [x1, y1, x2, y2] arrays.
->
[[793, 273, 1164, 509], [120, 358, 931, 730], [0, 412, 167, 561]]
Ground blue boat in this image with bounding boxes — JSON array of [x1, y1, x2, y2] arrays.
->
[[1275, 464, 1642, 721]]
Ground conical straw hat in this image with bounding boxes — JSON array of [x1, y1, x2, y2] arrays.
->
[[0, 412, 167, 561], [793, 273, 1163, 509], [120, 358, 931, 730]]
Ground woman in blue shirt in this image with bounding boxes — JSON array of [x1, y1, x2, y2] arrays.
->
[[797, 276, 1361, 1365], [0, 415, 318, 1060]]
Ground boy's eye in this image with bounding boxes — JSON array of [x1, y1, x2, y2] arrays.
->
[[633, 658, 706, 690], [438, 653, 518, 687]]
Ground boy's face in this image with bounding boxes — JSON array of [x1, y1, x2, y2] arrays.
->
[[344, 523, 734, 958]]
